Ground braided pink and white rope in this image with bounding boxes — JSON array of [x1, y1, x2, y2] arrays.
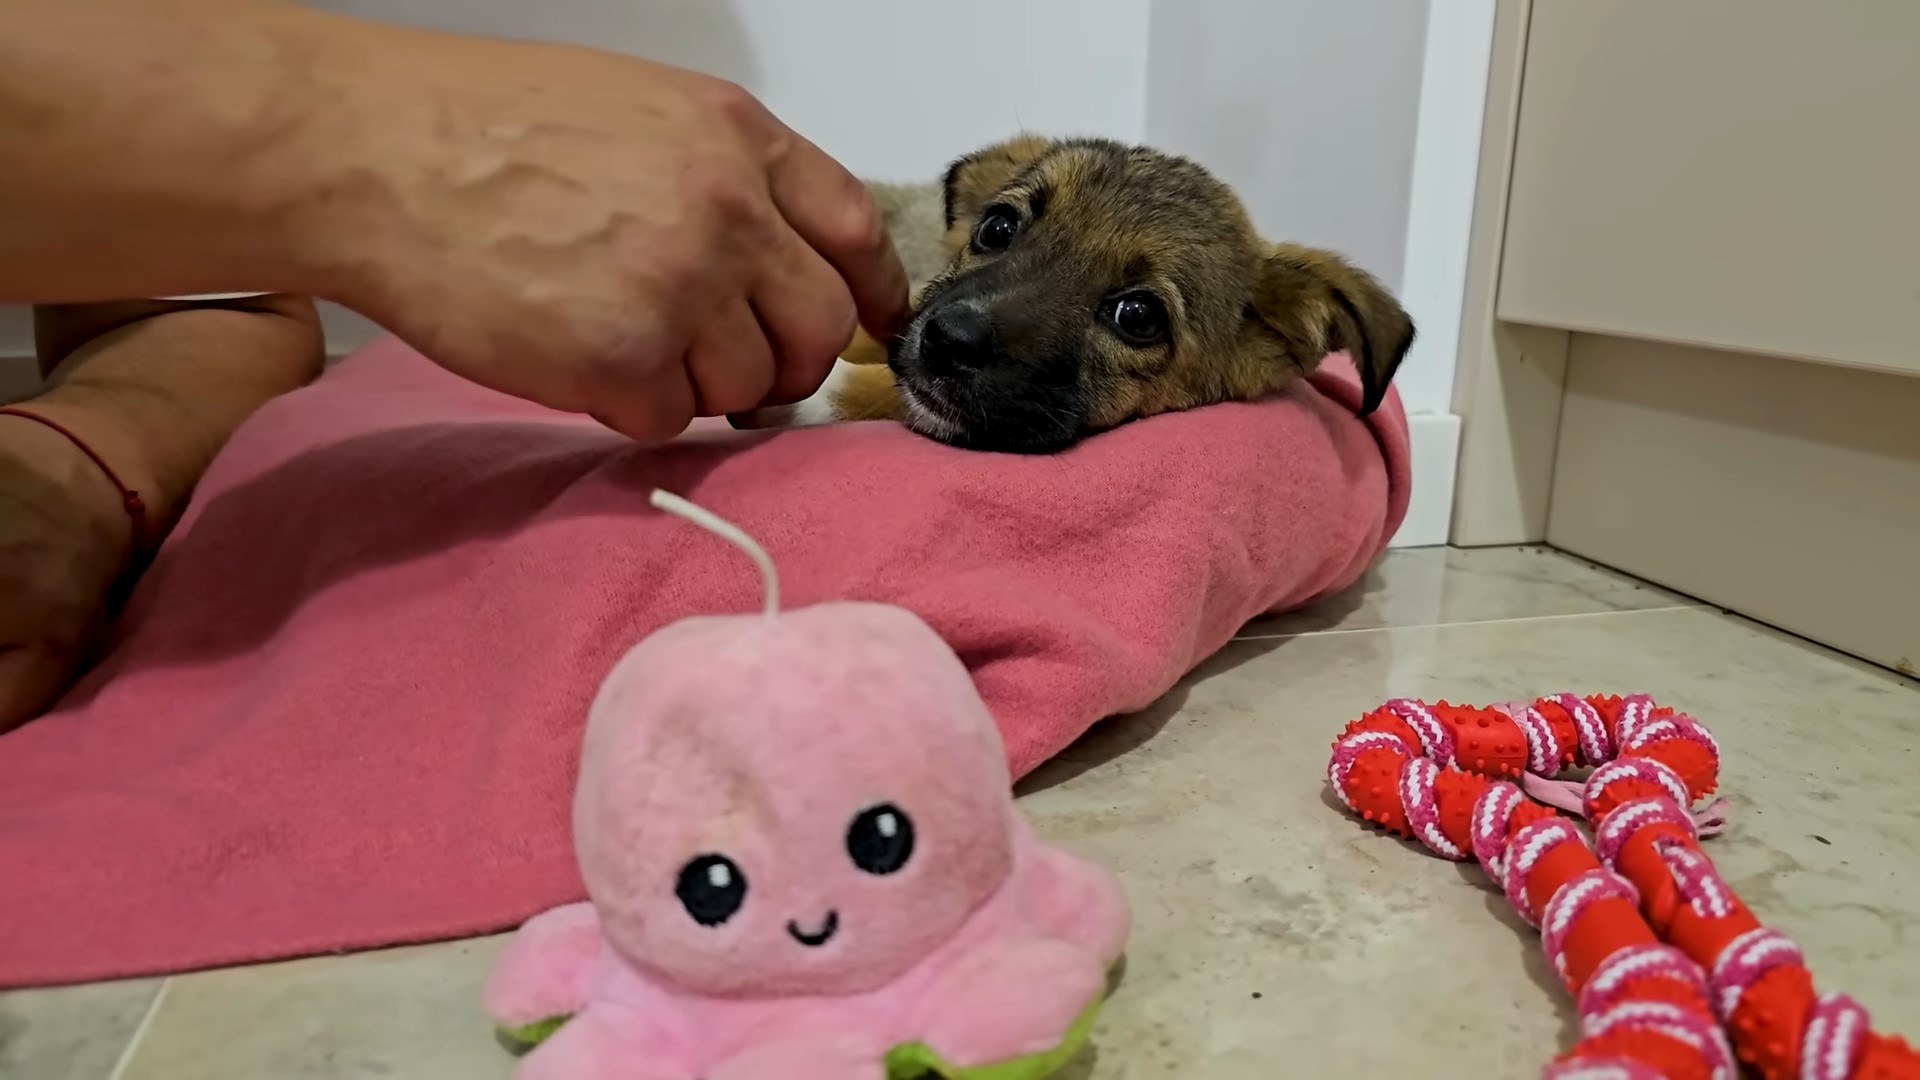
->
[[1500, 700, 1565, 776], [1581, 1001, 1736, 1080], [1399, 757, 1466, 860], [1471, 781, 1527, 877], [1502, 818, 1587, 928], [1328, 694, 1917, 1079], [1655, 839, 1738, 921], [1584, 759, 1692, 823], [1802, 993, 1872, 1080], [1578, 944, 1707, 1019], [1542, 1058, 1668, 1080], [1708, 928, 1806, 1020], [1542, 870, 1642, 985], [1551, 692, 1614, 769], [1595, 797, 1698, 869], [1381, 697, 1457, 765], [1328, 729, 1408, 811]]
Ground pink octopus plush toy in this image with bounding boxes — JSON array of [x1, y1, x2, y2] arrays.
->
[[483, 492, 1132, 1080]]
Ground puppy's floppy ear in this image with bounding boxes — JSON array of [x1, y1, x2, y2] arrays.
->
[[941, 135, 1055, 230], [1250, 243, 1415, 416]]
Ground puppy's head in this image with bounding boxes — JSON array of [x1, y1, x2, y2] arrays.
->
[[889, 136, 1414, 453]]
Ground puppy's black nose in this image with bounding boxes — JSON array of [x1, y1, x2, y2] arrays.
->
[[919, 304, 996, 371]]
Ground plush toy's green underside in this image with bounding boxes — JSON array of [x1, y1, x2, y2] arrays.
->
[[881, 995, 1102, 1079], [496, 994, 1104, 1080], [498, 1015, 568, 1049]]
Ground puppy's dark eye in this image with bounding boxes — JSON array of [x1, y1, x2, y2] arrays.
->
[[972, 205, 1021, 253], [676, 854, 747, 927], [1103, 291, 1169, 347], [847, 804, 915, 875]]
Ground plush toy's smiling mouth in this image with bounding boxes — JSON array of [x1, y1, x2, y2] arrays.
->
[[786, 911, 840, 947]]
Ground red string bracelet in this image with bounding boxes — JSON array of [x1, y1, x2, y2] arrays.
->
[[0, 404, 151, 559]]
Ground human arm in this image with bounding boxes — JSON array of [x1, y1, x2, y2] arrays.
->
[[0, 0, 909, 441], [0, 294, 323, 728]]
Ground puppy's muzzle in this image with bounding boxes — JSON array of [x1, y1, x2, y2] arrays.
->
[[917, 303, 997, 374]]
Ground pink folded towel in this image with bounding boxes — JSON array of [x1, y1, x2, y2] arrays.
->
[[0, 337, 1406, 987]]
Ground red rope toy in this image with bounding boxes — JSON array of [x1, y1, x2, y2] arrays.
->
[[1326, 693, 1919, 1080]]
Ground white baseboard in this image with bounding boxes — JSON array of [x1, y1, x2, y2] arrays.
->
[[1390, 411, 1461, 548]]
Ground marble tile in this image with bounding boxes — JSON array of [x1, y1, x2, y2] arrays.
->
[[0, 978, 160, 1080], [1240, 545, 1697, 638], [1020, 606, 1920, 1078], [118, 938, 514, 1080]]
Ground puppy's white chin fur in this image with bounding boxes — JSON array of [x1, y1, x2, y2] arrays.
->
[[898, 383, 963, 441]]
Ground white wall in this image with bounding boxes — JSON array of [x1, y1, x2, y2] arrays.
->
[[1145, 0, 1430, 296], [1142, 0, 1489, 546], [309, 0, 1151, 183], [1143, 0, 1497, 420]]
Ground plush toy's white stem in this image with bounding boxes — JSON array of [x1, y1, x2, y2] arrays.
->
[[649, 490, 780, 617]]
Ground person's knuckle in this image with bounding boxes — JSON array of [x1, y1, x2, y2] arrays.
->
[[631, 236, 704, 292], [714, 370, 774, 415], [579, 314, 664, 387], [828, 291, 859, 347], [786, 294, 857, 363], [838, 187, 889, 257], [693, 341, 774, 413], [701, 79, 768, 133], [691, 167, 769, 236]]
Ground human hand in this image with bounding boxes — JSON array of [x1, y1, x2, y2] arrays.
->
[[300, 17, 910, 441], [0, 296, 322, 731], [0, 411, 138, 730]]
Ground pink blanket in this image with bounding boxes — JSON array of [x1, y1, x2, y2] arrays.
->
[[0, 337, 1406, 987]]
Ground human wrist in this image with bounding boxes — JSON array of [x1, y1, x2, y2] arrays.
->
[[0, 405, 150, 575], [7, 390, 173, 544], [29, 302, 326, 531]]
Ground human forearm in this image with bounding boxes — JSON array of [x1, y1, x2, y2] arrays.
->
[[0, 295, 321, 726], [0, 0, 348, 302], [0, 0, 907, 443], [26, 296, 325, 528]]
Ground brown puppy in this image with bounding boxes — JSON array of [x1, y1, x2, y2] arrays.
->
[[739, 135, 1415, 453]]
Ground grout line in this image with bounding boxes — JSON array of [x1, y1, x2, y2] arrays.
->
[[106, 978, 171, 1080], [1233, 603, 1710, 641]]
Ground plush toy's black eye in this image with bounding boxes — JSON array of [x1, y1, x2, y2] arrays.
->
[[676, 854, 747, 927], [972, 205, 1021, 253], [1103, 291, 1169, 347], [846, 804, 915, 875]]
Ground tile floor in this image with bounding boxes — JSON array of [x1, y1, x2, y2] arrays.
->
[[4, 546, 1917, 1079]]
